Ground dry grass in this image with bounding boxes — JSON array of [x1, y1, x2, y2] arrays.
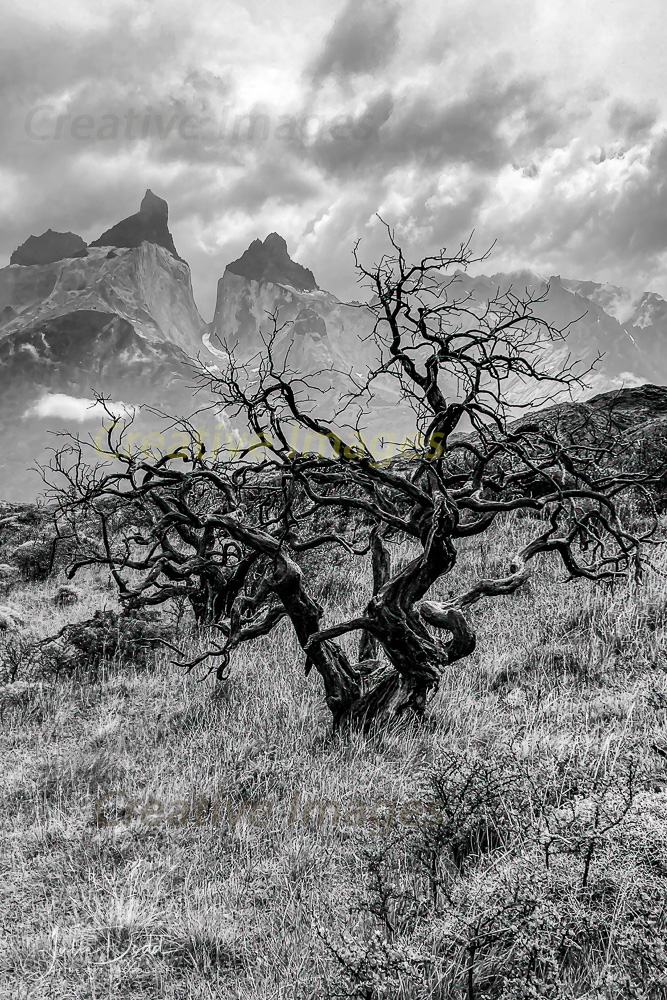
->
[[1, 518, 667, 998]]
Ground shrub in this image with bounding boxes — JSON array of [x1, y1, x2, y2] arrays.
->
[[52, 585, 80, 608], [39, 609, 173, 677], [0, 679, 44, 721], [322, 741, 665, 999], [11, 539, 55, 581], [0, 631, 35, 684], [0, 563, 19, 588]]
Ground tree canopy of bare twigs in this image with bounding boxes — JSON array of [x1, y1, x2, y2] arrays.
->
[[44, 227, 663, 727]]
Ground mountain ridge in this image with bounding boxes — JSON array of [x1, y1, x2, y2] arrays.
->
[[10, 230, 87, 267], [89, 189, 182, 261], [226, 232, 318, 291], [1, 190, 666, 500]]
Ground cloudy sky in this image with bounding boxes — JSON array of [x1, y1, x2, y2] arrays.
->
[[2, 0, 667, 319]]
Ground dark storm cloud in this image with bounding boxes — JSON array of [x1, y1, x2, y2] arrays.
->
[[308, 0, 401, 83], [3, 0, 667, 315], [213, 153, 322, 214], [307, 72, 568, 179], [0, 7, 238, 278]]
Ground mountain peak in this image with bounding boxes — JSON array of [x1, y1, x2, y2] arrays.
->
[[90, 189, 181, 260], [10, 229, 87, 267], [226, 233, 317, 291], [140, 189, 168, 222], [263, 232, 288, 252]]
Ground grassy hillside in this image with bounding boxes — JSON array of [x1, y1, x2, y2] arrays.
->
[[1, 516, 667, 999]]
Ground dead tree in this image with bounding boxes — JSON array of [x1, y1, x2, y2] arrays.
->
[[45, 228, 660, 727]]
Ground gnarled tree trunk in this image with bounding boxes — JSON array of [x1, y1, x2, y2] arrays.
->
[[358, 532, 391, 663], [218, 513, 361, 723], [269, 552, 361, 723], [306, 498, 478, 727]]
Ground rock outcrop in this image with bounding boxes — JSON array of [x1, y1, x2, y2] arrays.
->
[[0, 242, 204, 355], [227, 233, 317, 291], [90, 189, 181, 260], [10, 230, 87, 266], [209, 234, 370, 363]]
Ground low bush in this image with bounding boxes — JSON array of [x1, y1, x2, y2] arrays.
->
[[11, 539, 55, 582], [52, 584, 81, 608], [38, 609, 173, 678], [0, 605, 26, 631], [0, 563, 19, 589], [322, 740, 666, 999]]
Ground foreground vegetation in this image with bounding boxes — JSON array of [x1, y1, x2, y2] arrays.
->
[[2, 514, 667, 999]]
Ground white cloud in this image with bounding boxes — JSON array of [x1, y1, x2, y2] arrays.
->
[[23, 393, 137, 423]]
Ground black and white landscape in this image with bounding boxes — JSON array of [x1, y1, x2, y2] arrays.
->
[[1, 3, 667, 999]]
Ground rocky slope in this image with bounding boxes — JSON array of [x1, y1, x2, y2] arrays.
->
[[0, 243, 204, 356], [89, 189, 182, 261], [514, 382, 667, 510], [207, 237, 404, 446], [210, 246, 667, 410], [227, 233, 317, 290], [208, 233, 372, 371], [0, 192, 205, 499], [0, 190, 203, 358], [0, 310, 189, 409]]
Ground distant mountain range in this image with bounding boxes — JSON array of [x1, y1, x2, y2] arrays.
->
[[0, 190, 665, 500], [453, 268, 667, 399]]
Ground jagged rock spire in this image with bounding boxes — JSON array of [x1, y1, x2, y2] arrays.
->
[[227, 232, 317, 291], [10, 230, 87, 266], [90, 189, 182, 260]]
